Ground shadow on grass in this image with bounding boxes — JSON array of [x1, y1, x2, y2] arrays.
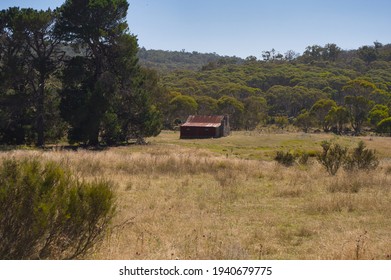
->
[[0, 140, 148, 152], [0, 145, 19, 151]]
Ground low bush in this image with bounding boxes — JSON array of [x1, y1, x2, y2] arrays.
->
[[317, 141, 348, 175], [0, 158, 116, 259], [297, 152, 311, 165], [344, 141, 379, 171], [376, 117, 391, 135], [317, 141, 379, 175], [274, 151, 296, 166], [274, 150, 313, 166]]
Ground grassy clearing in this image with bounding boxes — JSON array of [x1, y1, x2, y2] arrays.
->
[[151, 131, 391, 160], [1, 132, 391, 259]]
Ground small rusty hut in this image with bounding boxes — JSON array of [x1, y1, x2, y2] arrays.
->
[[180, 115, 230, 139]]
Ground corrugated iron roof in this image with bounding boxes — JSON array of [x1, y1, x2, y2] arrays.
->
[[181, 115, 225, 127], [181, 122, 221, 127]]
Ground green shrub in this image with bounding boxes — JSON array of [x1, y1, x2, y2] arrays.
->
[[344, 141, 379, 171], [274, 151, 296, 166], [317, 141, 348, 175], [376, 117, 391, 135], [0, 158, 116, 259], [317, 141, 379, 175], [298, 152, 310, 165]]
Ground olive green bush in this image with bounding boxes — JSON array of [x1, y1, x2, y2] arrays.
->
[[274, 150, 313, 166], [0, 158, 115, 259], [317, 141, 379, 175], [344, 141, 379, 171], [274, 151, 296, 166], [317, 141, 348, 175]]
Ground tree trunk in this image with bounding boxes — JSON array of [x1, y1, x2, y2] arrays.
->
[[36, 79, 45, 147], [88, 127, 100, 146]]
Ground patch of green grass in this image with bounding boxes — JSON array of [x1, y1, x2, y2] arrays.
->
[[149, 131, 391, 160]]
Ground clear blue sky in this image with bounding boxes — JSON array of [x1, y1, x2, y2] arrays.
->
[[2, 0, 391, 58]]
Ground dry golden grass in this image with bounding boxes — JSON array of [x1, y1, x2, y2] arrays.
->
[[1, 133, 391, 260]]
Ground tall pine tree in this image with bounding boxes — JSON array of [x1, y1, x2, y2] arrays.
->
[[57, 0, 161, 145], [0, 7, 63, 146]]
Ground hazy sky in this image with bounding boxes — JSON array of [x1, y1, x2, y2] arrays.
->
[[1, 0, 391, 58]]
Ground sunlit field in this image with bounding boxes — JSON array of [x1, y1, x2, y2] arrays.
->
[[2, 131, 391, 259]]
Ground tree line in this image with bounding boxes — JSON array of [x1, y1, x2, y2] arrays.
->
[[138, 48, 244, 72], [0, 0, 161, 146]]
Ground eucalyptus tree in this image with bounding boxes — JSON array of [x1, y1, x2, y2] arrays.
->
[[310, 99, 337, 132], [342, 79, 377, 134], [217, 95, 244, 130]]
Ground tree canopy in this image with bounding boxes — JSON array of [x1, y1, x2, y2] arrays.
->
[[1, 1, 162, 146], [151, 42, 391, 133]]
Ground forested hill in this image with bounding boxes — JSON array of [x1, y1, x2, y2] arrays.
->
[[153, 43, 391, 133], [138, 47, 244, 72]]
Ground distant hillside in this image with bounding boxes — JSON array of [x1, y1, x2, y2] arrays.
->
[[137, 47, 244, 72]]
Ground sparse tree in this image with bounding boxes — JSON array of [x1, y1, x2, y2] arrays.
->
[[169, 94, 198, 123], [284, 50, 299, 61], [358, 45, 378, 64], [322, 43, 341, 61], [217, 95, 244, 130], [243, 96, 267, 130], [342, 80, 377, 134], [245, 55, 257, 62], [326, 106, 349, 134], [310, 99, 337, 132], [303, 45, 323, 61], [295, 110, 315, 133]]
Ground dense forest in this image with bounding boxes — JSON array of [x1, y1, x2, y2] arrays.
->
[[141, 43, 391, 134], [1, 0, 391, 147]]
